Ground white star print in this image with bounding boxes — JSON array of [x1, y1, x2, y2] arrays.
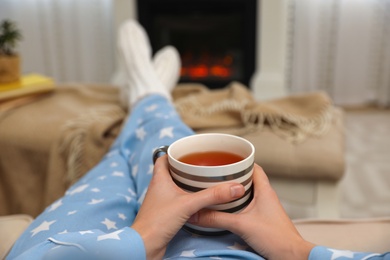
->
[[329, 249, 355, 260], [117, 193, 132, 203], [112, 171, 125, 177], [227, 242, 248, 251], [128, 188, 136, 196], [106, 150, 118, 157], [67, 210, 77, 215], [136, 127, 147, 141], [123, 195, 132, 203], [148, 164, 154, 174], [48, 199, 63, 212], [68, 184, 89, 195], [159, 127, 174, 138], [125, 195, 133, 203], [180, 250, 196, 257], [88, 199, 104, 205], [31, 220, 56, 237], [58, 230, 68, 234], [132, 165, 138, 178], [145, 104, 158, 112], [91, 188, 100, 192], [97, 230, 124, 241], [101, 218, 117, 230], [79, 230, 94, 235], [98, 176, 107, 180], [110, 162, 118, 167], [118, 213, 127, 220], [138, 189, 147, 204]]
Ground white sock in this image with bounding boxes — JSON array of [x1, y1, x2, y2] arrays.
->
[[153, 45, 181, 93], [118, 20, 171, 107]]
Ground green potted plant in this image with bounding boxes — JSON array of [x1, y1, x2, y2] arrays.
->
[[0, 19, 22, 84]]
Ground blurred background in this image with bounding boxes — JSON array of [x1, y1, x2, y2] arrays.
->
[[0, 0, 389, 219]]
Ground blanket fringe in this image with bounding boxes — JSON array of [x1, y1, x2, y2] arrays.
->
[[59, 106, 125, 183], [175, 94, 334, 143], [241, 105, 334, 143], [174, 95, 252, 116]]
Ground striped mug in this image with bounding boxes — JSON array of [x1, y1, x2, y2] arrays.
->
[[153, 133, 255, 235]]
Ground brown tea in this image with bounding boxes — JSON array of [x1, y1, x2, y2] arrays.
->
[[178, 151, 244, 166]]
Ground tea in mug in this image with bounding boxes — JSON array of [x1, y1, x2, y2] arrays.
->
[[178, 151, 244, 166]]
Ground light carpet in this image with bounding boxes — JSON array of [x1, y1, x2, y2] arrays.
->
[[341, 108, 390, 218]]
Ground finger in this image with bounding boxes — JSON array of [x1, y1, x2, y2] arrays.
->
[[252, 164, 271, 189], [186, 182, 245, 214], [151, 155, 179, 187], [153, 155, 170, 178], [189, 209, 238, 232]]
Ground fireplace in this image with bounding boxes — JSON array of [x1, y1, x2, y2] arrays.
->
[[137, 0, 257, 89]]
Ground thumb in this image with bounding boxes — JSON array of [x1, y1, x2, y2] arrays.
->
[[187, 183, 245, 215]]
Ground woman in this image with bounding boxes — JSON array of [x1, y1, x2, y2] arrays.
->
[[7, 20, 389, 260]]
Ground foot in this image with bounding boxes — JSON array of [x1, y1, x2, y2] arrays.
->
[[118, 20, 171, 107], [153, 46, 181, 93]]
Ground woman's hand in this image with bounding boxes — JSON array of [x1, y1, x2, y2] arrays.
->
[[190, 164, 315, 260], [131, 155, 245, 259]]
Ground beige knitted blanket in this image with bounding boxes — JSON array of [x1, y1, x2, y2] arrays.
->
[[0, 83, 335, 217], [173, 81, 333, 143]]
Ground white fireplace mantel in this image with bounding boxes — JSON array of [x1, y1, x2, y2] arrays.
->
[[251, 0, 289, 101], [112, 0, 289, 101]]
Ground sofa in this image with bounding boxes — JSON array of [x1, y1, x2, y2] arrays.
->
[[0, 83, 345, 220], [1, 214, 389, 259], [2, 82, 388, 258]]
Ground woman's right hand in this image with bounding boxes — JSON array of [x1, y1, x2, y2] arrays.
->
[[131, 155, 246, 259], [189, 164, 315, 260]]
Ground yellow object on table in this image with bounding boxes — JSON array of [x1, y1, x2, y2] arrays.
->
[[0, 74, 55, 101]]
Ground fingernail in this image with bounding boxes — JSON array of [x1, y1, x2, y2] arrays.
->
[[230, 185, 243, 198]]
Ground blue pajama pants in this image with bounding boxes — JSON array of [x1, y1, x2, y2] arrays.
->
[[7, 95, 262, 259], [7, 95, 389, 260]]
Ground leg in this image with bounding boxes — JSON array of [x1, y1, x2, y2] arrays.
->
[[9, 20, 190, 257], [9, 20, 263, 259], [8, 94, 194, 257]]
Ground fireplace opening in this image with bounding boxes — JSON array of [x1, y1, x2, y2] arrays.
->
[[137, 0, 257, 89]]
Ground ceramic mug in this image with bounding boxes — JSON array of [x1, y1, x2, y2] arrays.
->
[[153, 133, 255, 235]]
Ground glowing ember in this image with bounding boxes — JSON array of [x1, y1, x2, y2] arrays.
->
[[180, 52, 234, 80]]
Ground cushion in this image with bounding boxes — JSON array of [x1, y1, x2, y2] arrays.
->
[[197, 107, 345, 181]]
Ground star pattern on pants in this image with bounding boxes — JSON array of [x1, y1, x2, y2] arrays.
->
[[329, 249, 355, 260], [159, 126, 174, 139], [136, 127, 147, 141], [101, 218, 117, 230], [31, 220, 57, 237], [10, 99, 273, 260], [48, 199, 63, 212], [97, 230, 124, 241]]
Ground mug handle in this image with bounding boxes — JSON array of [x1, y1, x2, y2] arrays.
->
[[153, 145, 169, 164]]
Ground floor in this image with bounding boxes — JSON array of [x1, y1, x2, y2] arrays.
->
[[340, 108, 390, 218]]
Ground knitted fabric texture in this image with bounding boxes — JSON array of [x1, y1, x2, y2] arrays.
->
[[173, 81, 334, 143]]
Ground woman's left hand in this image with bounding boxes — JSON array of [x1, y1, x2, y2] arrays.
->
[[131, 155, 245, 259]]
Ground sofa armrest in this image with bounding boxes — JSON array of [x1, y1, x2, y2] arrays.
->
[[0, 214, 33, 259], [294, 218, 390, 253]]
